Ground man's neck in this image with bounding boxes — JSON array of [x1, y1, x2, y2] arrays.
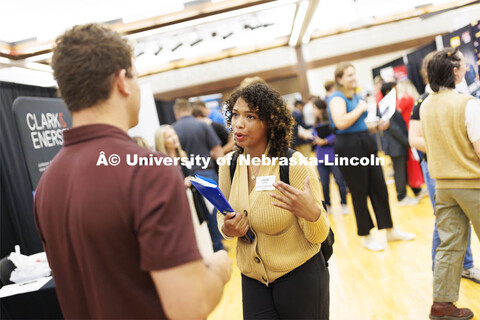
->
[[176, 112, 192, 120], [71, 101, 131, 132]]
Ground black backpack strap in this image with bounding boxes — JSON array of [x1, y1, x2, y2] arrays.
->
[[279, 148, 296, 184], [230, 152, 239, 182]]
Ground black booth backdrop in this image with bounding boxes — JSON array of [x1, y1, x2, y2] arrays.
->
[[371, 57, 405, 80], [155, 99, 176, 125], [371, 41, 436, 96], [406, 41, 437, 94], [0, 81, 56, 259], [0, 82, 177, 260]]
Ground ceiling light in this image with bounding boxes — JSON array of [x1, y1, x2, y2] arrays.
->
[[289, 0, 309, 46], [172, 43, 183, 51], [222, 32, 233, 39], [154, 46, 163, 55], [190, 39, 203, 46]]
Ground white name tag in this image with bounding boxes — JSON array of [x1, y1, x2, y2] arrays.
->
[[255, 175, 276, 191]]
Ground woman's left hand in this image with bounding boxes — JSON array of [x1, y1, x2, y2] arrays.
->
[[270, 176, 322, 222]]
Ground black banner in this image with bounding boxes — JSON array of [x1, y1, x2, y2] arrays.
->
[[443, 20, 480, 98], [13, 97, 72, 190]]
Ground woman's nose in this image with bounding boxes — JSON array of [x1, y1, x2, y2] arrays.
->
[[234, 117, 245, 128]]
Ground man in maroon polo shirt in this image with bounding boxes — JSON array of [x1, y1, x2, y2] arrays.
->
[[34, 23, 232, 319]]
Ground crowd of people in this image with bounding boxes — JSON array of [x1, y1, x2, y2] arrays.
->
[[32, 23, 480, 320]]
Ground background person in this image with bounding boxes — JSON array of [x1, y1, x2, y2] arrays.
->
[[218, 82, 331, 319], [192, 101, 234, 155], [173, 98, 225, 252], [409, 51, 480, 284], [380, 82, 421, 206], [312, 97, 348, 214], [155, 124, 214, 257], [132, 136, 152, 150], [328, 62, 415, 251], [291, 99, 313, 157], [420, 48, 480, 319], [34, 23, 232, 319]]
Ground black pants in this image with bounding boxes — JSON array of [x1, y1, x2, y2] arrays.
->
[[335, 131, 393, 236], [391, 155, 408, 201], [242, 252, 329, 320], [391, 156, 421, 200]]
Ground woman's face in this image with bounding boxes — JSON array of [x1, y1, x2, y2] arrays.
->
[[454, 51, 467, 85], [231, 97, 268, 150], [163, 127, 180, 150], [338, 66, 357, 90]]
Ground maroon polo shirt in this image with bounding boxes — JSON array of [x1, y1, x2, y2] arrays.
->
[[34, 124, 201, 319]]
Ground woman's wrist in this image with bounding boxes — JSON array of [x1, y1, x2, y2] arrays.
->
[[306, 206, 322, 222]]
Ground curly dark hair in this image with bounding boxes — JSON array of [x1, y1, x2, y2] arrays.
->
[[224, 82, 293, 157]]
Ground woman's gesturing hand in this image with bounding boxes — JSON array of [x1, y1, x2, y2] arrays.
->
[[270, 176, 322, 222], [222, 211, 249, 238]]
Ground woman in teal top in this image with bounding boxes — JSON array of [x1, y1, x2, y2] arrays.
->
[[328, 62, 415, 251]]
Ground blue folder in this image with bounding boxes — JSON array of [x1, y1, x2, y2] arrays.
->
[[191, 175, 255, 243], [190, 175, 234, 214]]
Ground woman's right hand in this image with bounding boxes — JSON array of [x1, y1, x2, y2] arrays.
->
[[357, 100, 368, 113], [222, 211, 249, 238]]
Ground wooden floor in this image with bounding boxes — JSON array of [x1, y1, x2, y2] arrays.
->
[[208, 162, 480, 320]]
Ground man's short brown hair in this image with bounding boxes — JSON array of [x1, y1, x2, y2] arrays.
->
[[51, 23, 133, 112], [173, 98, 192, 114], [191, 101, 207, 118]]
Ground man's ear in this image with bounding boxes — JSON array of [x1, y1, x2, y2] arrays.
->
[[115, 69, 130, 96]]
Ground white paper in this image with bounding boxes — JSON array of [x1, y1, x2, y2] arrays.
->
[[378, 88, 396, 120], [0, 276, 52, 298], [255, 175, 276, 191]]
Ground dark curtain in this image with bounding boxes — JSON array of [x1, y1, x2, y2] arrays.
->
[[155, 99, 176, 125], [371, 57, 404, 79], [406, 41, 436, 95], [0, 81, 57, 258]]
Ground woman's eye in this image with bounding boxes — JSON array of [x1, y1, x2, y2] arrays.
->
[[247, 115, 256, 120], [232, 113, 238, 117]]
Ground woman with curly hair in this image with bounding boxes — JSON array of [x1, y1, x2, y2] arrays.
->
[[217, 82, 330, 319]]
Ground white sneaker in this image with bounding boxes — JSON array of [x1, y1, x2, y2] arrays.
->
[[341, 204, 349, 215], [462, 267, 480, 284], [397, 197, 419, 206], [362, 234, 386, 251], [387, 227, 416, 241], [325, 204, 331, 214]]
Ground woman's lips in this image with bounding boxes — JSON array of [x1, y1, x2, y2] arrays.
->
[[235, 133, 246, 142]]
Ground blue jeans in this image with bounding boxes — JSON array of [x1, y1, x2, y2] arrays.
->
[[195, 169, 225, 252], [317, 164, 347, 206], [420, 160, 473, 270]]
